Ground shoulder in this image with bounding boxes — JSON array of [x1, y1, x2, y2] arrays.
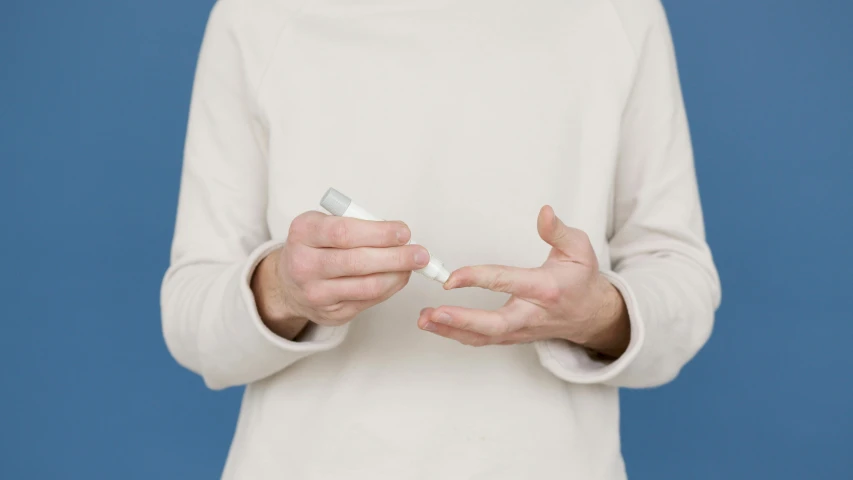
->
[[604, 0, 669, 53], [208, 0, 305, 28], [203, 0, 306, 93]]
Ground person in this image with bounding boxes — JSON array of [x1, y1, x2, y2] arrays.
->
[[160, 0, 721, 477]]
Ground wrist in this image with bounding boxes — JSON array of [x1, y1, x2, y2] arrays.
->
[[251, 249, 310, 340], [577, 275, 630, 358]]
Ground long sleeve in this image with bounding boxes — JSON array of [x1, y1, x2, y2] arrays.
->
[[536, 0, 722, 388], [160, 1, 347, 391]]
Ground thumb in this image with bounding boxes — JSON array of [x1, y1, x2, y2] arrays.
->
[[537, 205, 593, 259]]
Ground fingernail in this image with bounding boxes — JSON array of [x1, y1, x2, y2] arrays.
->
[[423, 321, 436, 332], [435, 313, 452, 325], [397, 228, 410, 244], [414, 250, 430, 267]]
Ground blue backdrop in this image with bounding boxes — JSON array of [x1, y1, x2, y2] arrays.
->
[[2, 0, 851, 478]]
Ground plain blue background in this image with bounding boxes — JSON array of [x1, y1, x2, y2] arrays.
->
[[2, 0, 851, 478]]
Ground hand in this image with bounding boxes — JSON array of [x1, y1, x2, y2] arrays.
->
[[417, 206, 630, 357], [252, 211, 431, 339]]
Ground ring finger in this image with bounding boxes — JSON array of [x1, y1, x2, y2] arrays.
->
[[321, 271, 411, 303]]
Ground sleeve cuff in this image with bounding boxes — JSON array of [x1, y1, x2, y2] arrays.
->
[[238, 239, 349, 355], [534, 270, 646, 385]]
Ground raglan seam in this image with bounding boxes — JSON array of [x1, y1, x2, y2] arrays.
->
[[604, 0, 640, 62], [253, 0, 314, 109]]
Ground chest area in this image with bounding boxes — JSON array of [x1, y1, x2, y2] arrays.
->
[[258, 0, 633, 265]]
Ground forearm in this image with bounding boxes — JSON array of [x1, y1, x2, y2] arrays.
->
[[161, 254, 315, 389], [608, 256, 718, 386], [251, 249, 311, 341]]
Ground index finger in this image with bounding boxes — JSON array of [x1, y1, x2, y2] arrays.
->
[[290, 212, 412, 249], [445, 265, 546, 298]]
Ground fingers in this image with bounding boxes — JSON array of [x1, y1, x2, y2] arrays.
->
[[282, 211, 419, 327], [285, 213, 427, 282], [320, 245, 430, 277], [297, 273, 410, 325], [445, 265, 550, 299], [418, 305, 541, 347], [536, 205, 594, 259], [314, 271, 410, 304], [425, 321, 494, 347], [420, 305, 525, 337], [418, 308, 493, 346], [289, 211, 411, 249]]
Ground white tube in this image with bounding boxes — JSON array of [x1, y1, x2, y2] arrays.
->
[[320, 188, 451, 284]]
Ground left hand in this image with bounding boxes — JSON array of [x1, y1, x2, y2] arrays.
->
[[417, 206, 630, 357]]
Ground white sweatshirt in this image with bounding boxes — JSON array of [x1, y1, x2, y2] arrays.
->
[[161, 0, 721, 478]]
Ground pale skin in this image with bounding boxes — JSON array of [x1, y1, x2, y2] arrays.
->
[[252, 206, 630, 357]]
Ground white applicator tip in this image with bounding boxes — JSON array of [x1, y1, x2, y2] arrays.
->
[[435, 266, 451, 284]]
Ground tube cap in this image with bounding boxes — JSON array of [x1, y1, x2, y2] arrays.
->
[[320, 188, 352, 216]]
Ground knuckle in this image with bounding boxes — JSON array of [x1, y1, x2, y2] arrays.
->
[[321, 302, 344, 314], [287, 217, 303, 238], [301, 283, 327, 306], [447, 314, 465, 330], [488, 270, 512, 292], [538, 282, 562, 304], [287, 251, 315, 282], [531, 311, 549, 328], [328, 219, 350, 246], [288, 214, 312, 240], [325, 305, 357, 325], [492, 320, 511, 337]]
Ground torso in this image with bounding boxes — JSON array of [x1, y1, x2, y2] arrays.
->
[[225, 1, 641, 478]]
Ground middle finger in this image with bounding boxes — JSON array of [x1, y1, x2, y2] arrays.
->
[[320, 245, 430, 278]]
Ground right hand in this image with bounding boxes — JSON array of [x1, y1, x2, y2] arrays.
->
[[252, 211, 430, 336]]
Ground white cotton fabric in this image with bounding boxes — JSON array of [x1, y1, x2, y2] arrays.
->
[[161, 0, 721, 478]]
